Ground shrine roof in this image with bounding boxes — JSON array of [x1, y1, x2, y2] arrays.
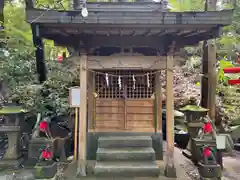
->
[[25, 2, 233, 48]]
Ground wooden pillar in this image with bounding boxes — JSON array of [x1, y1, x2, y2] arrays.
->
[[87, 71, 94, 130], [164, 43, 176, 178], [201, 0, 217, 120], [25, 0, 46, 83], [207, 43, 217, 119], [155, 71, 162, 133], [77, 49, 87, 177], [31, 24, 46, 83], [201, 0, 222, 169], [73, 0, 81, 9]]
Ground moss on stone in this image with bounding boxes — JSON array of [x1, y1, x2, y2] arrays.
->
[[0, 106, 27, 114], [162, 109, 185, 117], [34, 166, 43, 177], [179, 105, 208, 112]]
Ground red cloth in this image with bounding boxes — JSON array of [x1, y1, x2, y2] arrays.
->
[[223, 67, 240, 73], [42, 149, 52, 160], [203, 122, 213, 133], [203, 147, 212, 158], [228, 79, 240, 85], [57, 55, 63, 62], [39, 121, 48, 132]]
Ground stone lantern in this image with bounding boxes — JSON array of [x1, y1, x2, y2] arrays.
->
[[179, 105, 208, 161], [195, 117, 222, 179], [0, 105, 27, 167]]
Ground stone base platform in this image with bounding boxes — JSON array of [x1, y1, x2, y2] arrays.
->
[[0, 157, 24, 168], [63, 158, 190, 180]]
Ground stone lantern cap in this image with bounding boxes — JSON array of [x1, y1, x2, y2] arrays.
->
[[0, 105, 27, 115], [162, 109, 185, 117], [179, 105, 209, 112]]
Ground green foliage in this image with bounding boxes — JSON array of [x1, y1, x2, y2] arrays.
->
[[216, 59, 240, 124], [0, 1, 78, 117], [217, 59, 234, 83], [170, 0, 240, 124], [0, 0, 240, 122], [169, 0, 205, 11], [36, 0, 70, 9]]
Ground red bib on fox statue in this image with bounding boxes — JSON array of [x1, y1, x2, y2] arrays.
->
[[203, 122, 213, 133], [42, 149, 52, 160], [203, 147, 212, 158], [39, 121, 48, 132]]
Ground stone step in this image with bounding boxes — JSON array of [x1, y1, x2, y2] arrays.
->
[[98, 136, 152, 148], [96, 147, 155, 161], [94, 161, 160, 177]]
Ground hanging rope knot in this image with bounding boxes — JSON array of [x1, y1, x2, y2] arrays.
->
[[147, 73, 150, 88], [118, 76, 122, 89], [132, 74, 136, 90], [105, 73, 109, 87]]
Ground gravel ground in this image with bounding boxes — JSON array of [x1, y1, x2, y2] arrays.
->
[[0, 170, 34, 180]]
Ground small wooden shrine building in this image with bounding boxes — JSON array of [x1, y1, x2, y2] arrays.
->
[[25, 0, 232, 178]]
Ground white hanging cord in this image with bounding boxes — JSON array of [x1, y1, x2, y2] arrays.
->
[[118, 76, 122, 89], [105, 73, 109, 87], [132, 74, 136, 90], [147, 73, 150, 88]]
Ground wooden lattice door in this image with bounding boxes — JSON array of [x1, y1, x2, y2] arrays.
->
[[95, 70, 155, 132]]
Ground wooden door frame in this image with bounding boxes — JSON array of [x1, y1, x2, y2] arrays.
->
[[90, 69, 156, 133]]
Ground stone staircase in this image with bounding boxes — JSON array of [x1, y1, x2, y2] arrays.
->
[[94, 136, 160, 177]]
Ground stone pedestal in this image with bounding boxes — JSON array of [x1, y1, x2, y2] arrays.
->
[[192, 138, 216, 164], [0, 125, 23, 167], [28, 138, 53, 159], [29, 137, 67, 161], [0, 126, 21, 159]]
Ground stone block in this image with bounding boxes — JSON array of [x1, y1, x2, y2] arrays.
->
[[198, 162, 221, 178], [34, 161, 57, 179], [98, 136, 152, 148], [28, 138, 53, 159], [94, 161, 160, 177], [96, 147, 155, 161]]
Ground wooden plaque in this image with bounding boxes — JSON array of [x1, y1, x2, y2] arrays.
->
[[216, 135, 226, 150], [69, 87, 80, 107]]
